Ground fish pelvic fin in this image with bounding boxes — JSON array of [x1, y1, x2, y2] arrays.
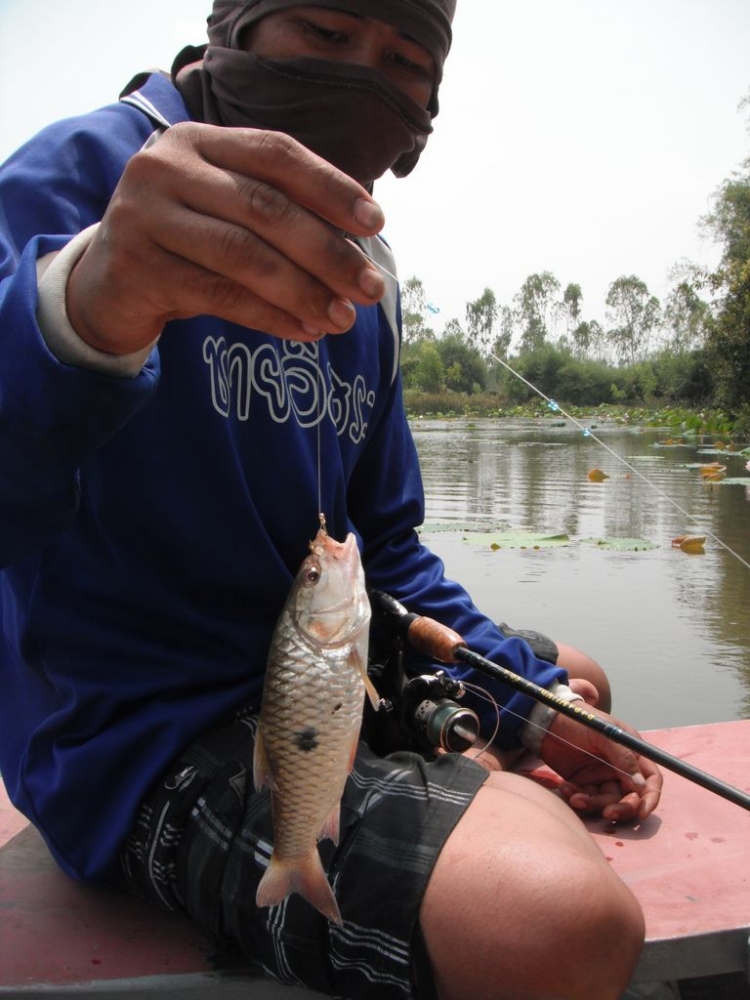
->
[[318, 800, 341, 846], [253, 727, 276, 792], [256, 851, 342, 926]]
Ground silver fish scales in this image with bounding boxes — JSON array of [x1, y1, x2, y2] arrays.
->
[[253, 524, 379, 924]]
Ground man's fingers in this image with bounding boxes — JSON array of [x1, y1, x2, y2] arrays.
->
[[194, 125, 385, 235], [141, 206, 360, 334], [562, 783, 641, 821], [635, 771, 663, 819], [560, 758, 662, 823], [159, 162, 387, 306], [601, 791, 644, 823], [127, 126, 387, 328]]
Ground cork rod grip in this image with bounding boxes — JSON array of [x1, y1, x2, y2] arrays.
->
[[406, 617, 465, 663]]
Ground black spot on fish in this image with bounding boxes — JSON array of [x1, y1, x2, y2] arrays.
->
[[332, 702, 343, 713], [293, 727, 319, 752]]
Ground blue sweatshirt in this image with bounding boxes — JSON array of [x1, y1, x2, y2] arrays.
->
[[0, 73, 564, 883]]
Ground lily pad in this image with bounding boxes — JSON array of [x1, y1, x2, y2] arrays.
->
[[420, 521, 509, 535], [463, 530, 572, 550], [697, 447, 738, 457], [581, 537, 659, 552], [517, 441, 567, 449]]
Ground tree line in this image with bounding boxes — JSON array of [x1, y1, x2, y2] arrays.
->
[[400, 96, 750, 437]]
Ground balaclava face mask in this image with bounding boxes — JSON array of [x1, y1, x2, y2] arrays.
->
[[173, 0, 456, 186]]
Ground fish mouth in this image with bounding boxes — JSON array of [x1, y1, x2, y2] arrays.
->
[[313, 530, 362, 566]]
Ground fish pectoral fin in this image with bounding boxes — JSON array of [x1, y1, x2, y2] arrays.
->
[[252, 728, 277, 792], [256, 852, 342, 926], [351, 638, 380, 711], [363, 671, 380, 711]]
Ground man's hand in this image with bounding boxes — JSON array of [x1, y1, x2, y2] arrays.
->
[[541, 708, 663, 823], [66, 123, 387, 355]]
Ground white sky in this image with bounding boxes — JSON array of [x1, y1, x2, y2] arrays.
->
[[1, 0, 749, 329]]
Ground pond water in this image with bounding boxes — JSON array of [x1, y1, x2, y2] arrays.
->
[[410, 417, 750, 732]]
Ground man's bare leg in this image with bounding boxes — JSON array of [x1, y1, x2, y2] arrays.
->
[[420, 770, 644, 1000], [557, 642, 612, 713]]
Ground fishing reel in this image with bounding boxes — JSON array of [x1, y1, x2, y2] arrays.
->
[[365, 603, 480, 756], [396, 669, 480, 754]]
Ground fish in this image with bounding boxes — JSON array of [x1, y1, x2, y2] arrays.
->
[[253, 523, 379, 925]]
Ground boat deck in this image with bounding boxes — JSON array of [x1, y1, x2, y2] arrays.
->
[[1, 720, 749, 996], [520, 720, 750, 993]]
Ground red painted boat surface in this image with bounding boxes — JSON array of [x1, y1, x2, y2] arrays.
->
[[518, 720, 750, 985], [1, 720, 748, 993]]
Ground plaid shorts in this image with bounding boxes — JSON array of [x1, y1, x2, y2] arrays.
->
[[121, 708, 488, 1000]]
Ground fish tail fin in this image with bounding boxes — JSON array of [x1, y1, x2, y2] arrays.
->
[[256, 851, 342, 926]]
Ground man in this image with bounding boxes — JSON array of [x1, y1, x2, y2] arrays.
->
[[0, 3, 661, 998]]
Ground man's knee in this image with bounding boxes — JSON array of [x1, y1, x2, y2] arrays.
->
[[551, 856, 645, 999], [419, 777, 643, 999], [557, 641, 613, 713]]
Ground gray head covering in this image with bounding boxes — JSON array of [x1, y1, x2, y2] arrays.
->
[[207, 0, 456, 116], [169, 1, 458, 183]]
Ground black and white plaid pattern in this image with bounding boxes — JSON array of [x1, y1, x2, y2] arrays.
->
[[121, 709, 487, 1000]]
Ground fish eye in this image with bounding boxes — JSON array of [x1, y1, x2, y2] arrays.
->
[[305, 567, 321, 585]]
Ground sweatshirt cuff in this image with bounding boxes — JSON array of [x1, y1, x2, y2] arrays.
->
[[36, 225, 158, 377], [518, 681, 584, 756]]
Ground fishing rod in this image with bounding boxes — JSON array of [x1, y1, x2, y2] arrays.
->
[[370, 590, 750, 813]]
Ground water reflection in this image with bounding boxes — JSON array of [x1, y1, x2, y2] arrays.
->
[[411, 419, 750, 730]]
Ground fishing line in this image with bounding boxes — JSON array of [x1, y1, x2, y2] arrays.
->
[[359, 247, 750, 573], [370, 589, 750, 811], [481, 686, 645, 786], [457, 682, 638, 786], [314, 338, 324, 525], [460, 680, 500, 758], [444, 674, 643, 783], [430, 672, 654, 793], [454, 641, 750, 811], [490, 350, 750, 573], [346, 239, 399, 284]]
